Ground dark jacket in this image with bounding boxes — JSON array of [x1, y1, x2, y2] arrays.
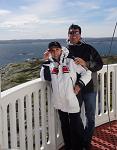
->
[[67, 42, 103, 93]]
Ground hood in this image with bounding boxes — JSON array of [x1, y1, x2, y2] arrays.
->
[[61, 46, 69, 58]]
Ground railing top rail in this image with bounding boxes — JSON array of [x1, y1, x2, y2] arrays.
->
[[1, 78, 41, 98], [104, 63, 117, 66]]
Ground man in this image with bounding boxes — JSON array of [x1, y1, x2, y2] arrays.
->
[[67, 24, 103, 150], [41, 41, 91, 150]]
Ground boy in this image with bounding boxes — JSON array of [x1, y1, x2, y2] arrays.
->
[[40, 41, 91, 150]]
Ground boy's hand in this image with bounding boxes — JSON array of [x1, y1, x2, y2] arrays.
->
[[44, 50, 50, 60], [74, 85, 80, 95]]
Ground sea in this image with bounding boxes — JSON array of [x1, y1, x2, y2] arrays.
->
[[0, 38, 117, 68]]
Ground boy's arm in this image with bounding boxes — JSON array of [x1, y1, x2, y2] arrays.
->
[[73, 65, 91, 95], [40, 63, 51, 81], [76, 70, 91, 88], [73, 62, 91, 89]]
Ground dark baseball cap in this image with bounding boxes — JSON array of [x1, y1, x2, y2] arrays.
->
[[48, 41, 62, 49]]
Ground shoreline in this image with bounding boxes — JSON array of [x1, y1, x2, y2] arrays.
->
[[102, 55, 117, 64]]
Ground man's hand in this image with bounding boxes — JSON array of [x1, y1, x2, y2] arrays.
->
[[74, 85, 81, 95], [74, 57, 87, 68]]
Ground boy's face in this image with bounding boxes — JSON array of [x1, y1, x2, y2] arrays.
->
[[49, 47, 62, 60]]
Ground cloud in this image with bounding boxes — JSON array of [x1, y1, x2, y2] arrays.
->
[[0, 0, 65, 30], [105, 7, 117, 21], [20, 6, 28, 10], [77, 1, 100, 10], [0, 14, 39, 28], [0, 0, 64, 27], [40, 17, 77, 24], [66, 1, 100, 10], [19, 0, 62, 16], [0, 9, 11, 16]]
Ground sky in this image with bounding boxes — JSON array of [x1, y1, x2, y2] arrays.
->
[[0, 0, 117, 40]]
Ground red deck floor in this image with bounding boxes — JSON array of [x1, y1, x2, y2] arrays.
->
[[60, 120, 117, 150], [91, 120, 117, 150]]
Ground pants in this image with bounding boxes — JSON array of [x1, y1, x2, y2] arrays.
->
[[58, 110, 84, 150], [78, 91, 96, 148]]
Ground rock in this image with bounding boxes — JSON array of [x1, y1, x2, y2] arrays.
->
[[1, 58, 44, 91]]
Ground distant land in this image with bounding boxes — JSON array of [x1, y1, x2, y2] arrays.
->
[[0, 37, 117, 68], [0, 38, 65, 44], [0, 37, 117, 44]]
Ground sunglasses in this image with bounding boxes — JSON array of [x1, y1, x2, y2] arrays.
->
[[69, 31, 80, 35]]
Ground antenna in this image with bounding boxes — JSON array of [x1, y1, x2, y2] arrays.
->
[[108, 22, 117, 56], [106, 22, 117, 150]]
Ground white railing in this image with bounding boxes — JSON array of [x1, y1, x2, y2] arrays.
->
[[95, 64, 117, 126], [0, 64, 117, 150]]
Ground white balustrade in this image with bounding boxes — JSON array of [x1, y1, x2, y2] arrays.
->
[[95, 64, 117, 126], [0, 64, 117, 150], [0, 79, 57, 150]]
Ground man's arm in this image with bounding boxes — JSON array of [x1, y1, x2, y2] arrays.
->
[[74, 67, 91, 94], [73, 45, 103, 72], [72, 60, 91, 88], [87, 45, 103, 72]]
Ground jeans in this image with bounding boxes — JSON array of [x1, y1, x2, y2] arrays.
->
[[58, 110, 84, 150], [78, 92, 96, 148]]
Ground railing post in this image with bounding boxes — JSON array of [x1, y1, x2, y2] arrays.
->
[[51, 108, 57, 150], [0, 74, 3, 149], [115, 66, 117, 120], [48, 84, 57, 150]]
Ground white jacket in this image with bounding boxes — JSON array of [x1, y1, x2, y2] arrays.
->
[[40, 47, 91, 113]]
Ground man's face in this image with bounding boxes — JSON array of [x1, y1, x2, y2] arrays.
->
[[68, 29, 81, 44], [49, 47, 62, 60]]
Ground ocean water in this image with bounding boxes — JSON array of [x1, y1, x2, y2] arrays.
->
[[0, 38, 117, 67]]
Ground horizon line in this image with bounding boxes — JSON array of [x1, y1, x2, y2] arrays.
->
[[0, 36, 117, 41]]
